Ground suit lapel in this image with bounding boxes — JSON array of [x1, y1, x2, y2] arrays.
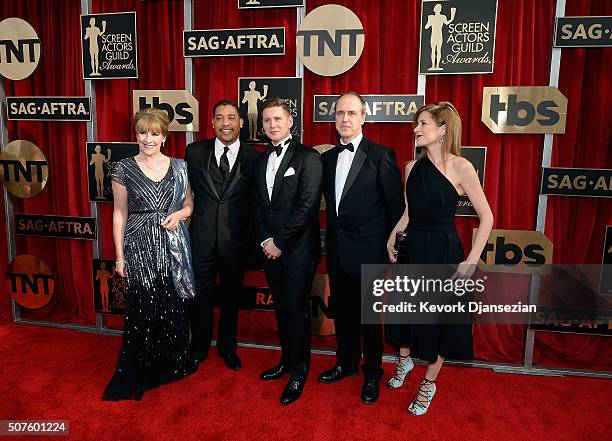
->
[[202, 144, 220, 200], [259, 150, 273, 206], [271, 141, 296, 205], [340, 140, 367, 205], [327, 147, 340, 213]]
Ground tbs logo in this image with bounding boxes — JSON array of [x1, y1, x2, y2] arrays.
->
[[133, 90, 199, 132], [475, 229, 553, 274], [482, 86, 568, 134]]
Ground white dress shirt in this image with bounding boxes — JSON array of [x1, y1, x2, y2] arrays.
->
[[265, 135, 292, 200], [262, 135, 291, 247], [214, 137, 240, 171], [335, 132, 363, 213]]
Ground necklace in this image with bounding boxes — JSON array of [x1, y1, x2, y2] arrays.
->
[[139, 155, 164, 172]]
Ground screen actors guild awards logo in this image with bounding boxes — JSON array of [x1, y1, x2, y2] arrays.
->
[[0, 17, 41, 81], [80, 12, 138, 79], [93, 259, 127, 314], [238, 77, 303, 144], [86, 142, 139, 202], [419, 0, 498, 75]]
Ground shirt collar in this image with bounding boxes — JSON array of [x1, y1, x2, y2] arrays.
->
[[272, 135, 292, 148], [339, 133, 363, 151], [215, 137, 240, 155]]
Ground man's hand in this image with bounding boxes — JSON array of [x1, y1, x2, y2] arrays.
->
[[262, 238, 282, 259]]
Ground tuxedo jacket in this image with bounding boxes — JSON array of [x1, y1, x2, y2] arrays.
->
[[253, 139, 323, 268], [185, 138, 261, 260], [321, 137, 404, 275]]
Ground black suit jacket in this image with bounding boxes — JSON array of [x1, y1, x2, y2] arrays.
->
[[253, 139, 323, 268], [185, 138, 261, 260], [322, 137, 404, 275]]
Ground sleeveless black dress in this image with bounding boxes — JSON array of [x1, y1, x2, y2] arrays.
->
[[388, 156, 473, 362], [102, 158, 194, 401]]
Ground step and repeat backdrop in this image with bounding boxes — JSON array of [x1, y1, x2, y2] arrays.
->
[[0, 0, 610, 367]]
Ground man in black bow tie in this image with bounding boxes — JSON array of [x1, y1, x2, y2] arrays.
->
[[253, 98, 323, 405], [319, 92, 404, 404], [185, 100, 260, 371]]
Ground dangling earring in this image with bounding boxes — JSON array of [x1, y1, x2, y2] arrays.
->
[[439, 135, 445, 145], [162, 141, 165, 149]]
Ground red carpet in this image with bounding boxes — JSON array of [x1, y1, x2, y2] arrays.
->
[[0, 323, 610, 441]]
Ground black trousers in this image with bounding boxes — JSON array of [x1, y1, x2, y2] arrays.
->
[[329, 270, 383, 381], [264, 260, 316, 381], [189, 253, 245, 357]]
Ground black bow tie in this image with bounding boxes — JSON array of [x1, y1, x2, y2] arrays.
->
[[337, 142, 354, 153], [271, 139, 290, 156]]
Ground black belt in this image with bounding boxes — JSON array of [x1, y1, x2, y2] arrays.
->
[[130, 209, 165, 214]]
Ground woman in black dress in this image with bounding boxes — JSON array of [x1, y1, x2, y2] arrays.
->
[[103, 108, 196, 400], [386, 102, 493, 415]]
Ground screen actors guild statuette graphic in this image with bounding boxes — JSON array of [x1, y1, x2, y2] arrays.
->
[[242, 81, 268, 141], [426, 4, 457, 71], [83, 17, 106, 76], [90, 145, 111, 199]]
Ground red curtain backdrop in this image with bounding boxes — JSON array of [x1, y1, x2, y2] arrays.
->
[[1, 0, 610, 369]]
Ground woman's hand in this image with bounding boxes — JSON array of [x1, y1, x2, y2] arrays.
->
[[161, 212, 183, 230], [387, 233, 398, 263], [450, 260, 477, 280], [115, 262, 126, 277]]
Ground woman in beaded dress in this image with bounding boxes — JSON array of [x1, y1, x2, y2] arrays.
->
[[385, 102, 493, 415], [102, 108, 196, 401]]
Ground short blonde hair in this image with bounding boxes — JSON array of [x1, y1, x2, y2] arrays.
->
[[133, 108, 170, 138]]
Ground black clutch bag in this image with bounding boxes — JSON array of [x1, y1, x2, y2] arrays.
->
[[394, 230, 408, 261]]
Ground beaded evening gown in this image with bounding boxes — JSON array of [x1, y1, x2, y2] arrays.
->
[[388, 155, 473, 362], [102, 157, 193, 401]]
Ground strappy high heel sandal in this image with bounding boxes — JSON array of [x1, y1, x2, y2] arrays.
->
[[408, 378, 436, 415], [387, 354, 414, 388]]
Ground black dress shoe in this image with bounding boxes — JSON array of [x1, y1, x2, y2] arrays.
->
[[361, 379, 380, 404], [280, 378, 305, 405], [260, 364, 288, 380], [318, 364, 359, 383], [223, 352, 242, 370]]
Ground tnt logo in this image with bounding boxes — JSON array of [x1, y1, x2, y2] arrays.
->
[[476, 229, 553, 274], [0, 17, 41, 81], [133, 90, 199, 132], [7, 255, 55, 309], [482, 86, 568, 134], [296, 4, 365, 76], [0, 140, 49, 199]]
